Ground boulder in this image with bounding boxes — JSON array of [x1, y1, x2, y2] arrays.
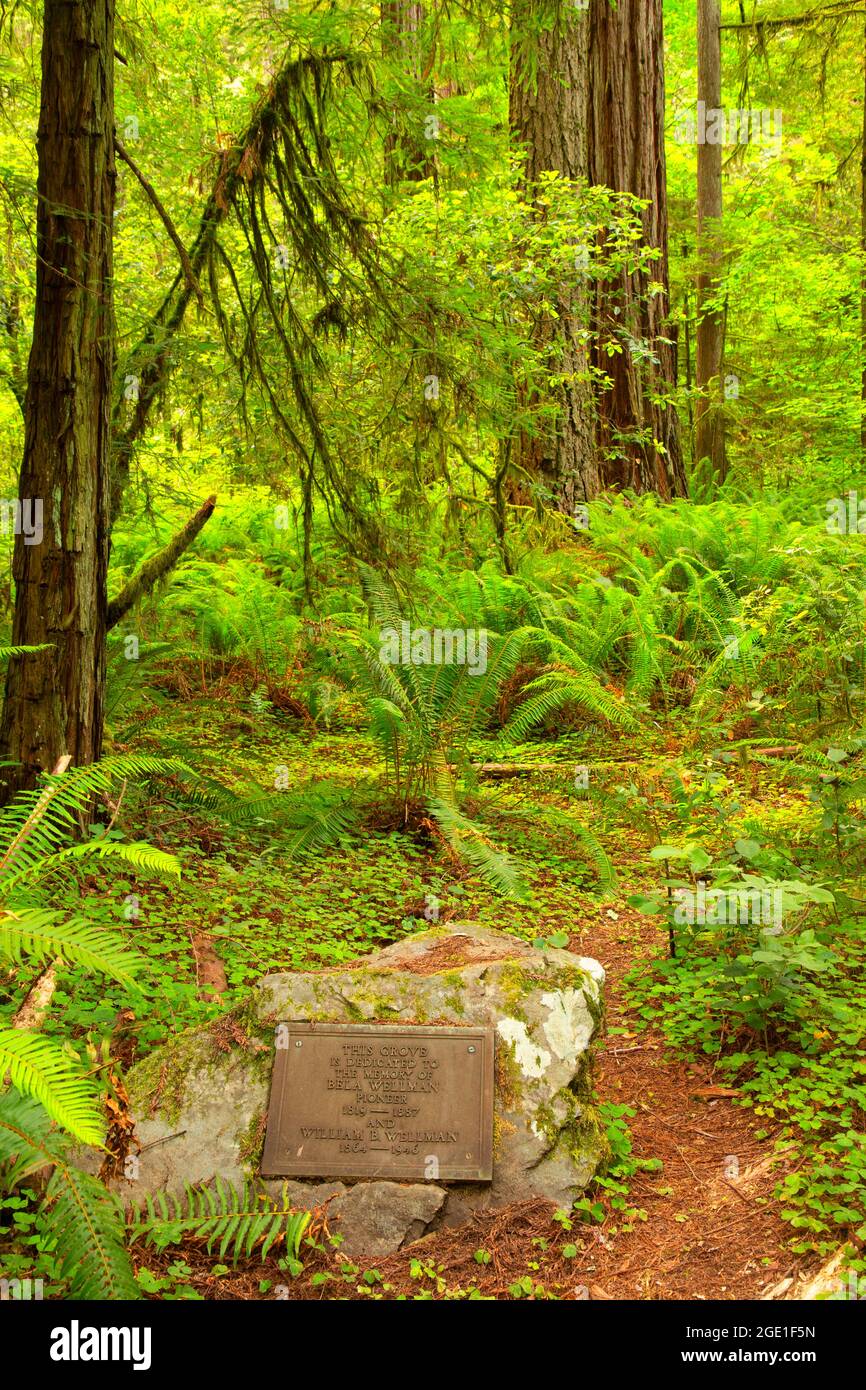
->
[[121, 924, 606, 1255], [278, 1181, 448, 1260]]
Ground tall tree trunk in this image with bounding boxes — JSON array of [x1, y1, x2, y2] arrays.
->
[[695, 0, 726, 481], [509, 0, 597, 510], [588, 0, 686, 497], [382, 2, 436, 188], [861, 12, 866, 460], [0, 0, 115, 794]]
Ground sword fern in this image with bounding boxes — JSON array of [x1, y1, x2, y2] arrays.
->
[[0, 757, 185, 1296], [0, 1092, 139, 1299], [128, 1176, 312, 1266]]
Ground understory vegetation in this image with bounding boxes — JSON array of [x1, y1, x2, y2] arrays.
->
[[1, 494, 865, 1297], [1, 0, 865, 1306]]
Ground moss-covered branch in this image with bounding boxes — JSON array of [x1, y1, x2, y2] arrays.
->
[[106, 496, 216, 631]]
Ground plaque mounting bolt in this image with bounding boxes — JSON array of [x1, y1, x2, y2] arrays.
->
[[295, 1041, 302, 1048], [467, 1046, 476, 1054]]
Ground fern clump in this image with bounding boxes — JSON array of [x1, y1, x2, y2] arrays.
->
[[0, 757, 185, 1143], [341, 565, 630, 900], [128, 1177, 311, 1267], [0, 757, 186, 1297], [0, 1092, 139, 1299]]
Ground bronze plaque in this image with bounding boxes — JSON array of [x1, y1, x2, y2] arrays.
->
[[261, 1023, 494, 1182]]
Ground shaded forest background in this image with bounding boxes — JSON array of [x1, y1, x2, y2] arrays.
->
[[0, 0, 865, 1306]]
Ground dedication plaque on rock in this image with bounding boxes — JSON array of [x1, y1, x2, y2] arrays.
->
[[261, 1023, 494, 1182]]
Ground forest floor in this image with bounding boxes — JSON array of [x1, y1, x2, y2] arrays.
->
[[10, 688, 843, 1300], [141, 899, 807, 1302]]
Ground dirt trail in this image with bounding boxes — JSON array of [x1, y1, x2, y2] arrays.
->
[[567, 906, 803, 1301], [349, 904, 808, 1302], [160, 904, 810, 1301]]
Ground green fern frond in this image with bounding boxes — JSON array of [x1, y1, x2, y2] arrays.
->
[[47, 1164, 140, 1299], [354, 640, 421, 721], [171, 775, 362, 856], [0, 1089, 53, 1184], [0, 755, 193, 887], [0, 1029, 104, 1144], [356, 564, 427, 708], [367, 696, 408, 745], [542, 808, 618, 899], [128, 1177, 312, 1266], [502, 669, 637, 745], [1, 839, 180, 895], [0, 1089, 137, 1298], [163, 780, 300, 828], [690, 627, 762, 715], [446, 628, 529, 732], [0, 644, 54, 661], [285, 790, 360, 860], [428, 797, 530, 900], [0, 908, 141, 986]]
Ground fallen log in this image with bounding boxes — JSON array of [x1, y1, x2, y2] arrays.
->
[[471, 762, 565, 778]]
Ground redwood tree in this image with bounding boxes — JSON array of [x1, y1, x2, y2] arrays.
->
[[509, 0, 598, 509], [382, 2, 436, 187], [0, 0, 115, 791], [587, 0, 686, 497], [695, 0, 726, 480], [509, 0, 686, 506], [861, 10, 866, 458]]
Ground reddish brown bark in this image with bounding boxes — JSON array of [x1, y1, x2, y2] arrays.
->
[[695, 0, 726, 480], [509, 0, 597, 510], [861, 13, 866, 459], [0, 0, 116, 791], [588, 0, 686, 497], [382, 2, 436, 186], [509, 0, 685, 505]]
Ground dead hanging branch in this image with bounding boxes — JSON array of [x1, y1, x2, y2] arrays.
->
[[111, 49, 384, 524], [203, 51, 403, 545]]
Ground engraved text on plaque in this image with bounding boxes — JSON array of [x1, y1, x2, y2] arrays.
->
[[261, 1023, 494, 1182]]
